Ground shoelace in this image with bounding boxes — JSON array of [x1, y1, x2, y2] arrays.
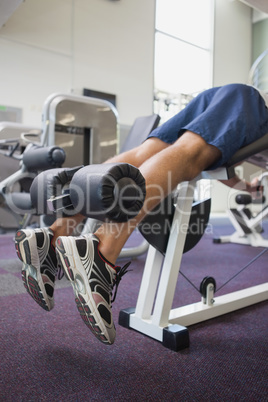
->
[[56, 249, 131, 295], [111, 261, 131, 303]]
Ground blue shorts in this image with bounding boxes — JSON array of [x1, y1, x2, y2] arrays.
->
[[147, 83, 268, 169]]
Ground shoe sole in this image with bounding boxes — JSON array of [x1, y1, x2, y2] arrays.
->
[[56, 236, 114, 345], [15, 230, 53, 311]]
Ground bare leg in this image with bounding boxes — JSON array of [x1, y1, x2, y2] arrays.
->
[[52, 132, 221, 345], [96, 131, 221, 263], [50, 132, 221, 258], [49, 138, 170, 245], [50, 214, 85, 246]]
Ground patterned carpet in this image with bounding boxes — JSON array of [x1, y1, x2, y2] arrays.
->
[[0, 224, 267, 401]]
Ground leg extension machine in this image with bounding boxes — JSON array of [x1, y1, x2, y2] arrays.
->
[[119, 133, 268, 351]]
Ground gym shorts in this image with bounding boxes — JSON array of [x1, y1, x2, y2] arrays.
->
[[147, 83, 268, 169]]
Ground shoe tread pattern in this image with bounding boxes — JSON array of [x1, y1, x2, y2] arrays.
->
[[15, 229, 54, 312], [56, 236, 115, 345]]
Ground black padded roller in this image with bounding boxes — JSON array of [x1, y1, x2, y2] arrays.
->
[[69, 163, 146, 222], [23, 145, 66, 172], [30, 166, 83, 215], [235, 193, 252, 205]]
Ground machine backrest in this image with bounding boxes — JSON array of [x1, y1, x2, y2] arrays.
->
[[120, 114, 160, 153]]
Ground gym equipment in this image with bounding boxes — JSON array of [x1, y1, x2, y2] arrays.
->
[[0, 123, 41, 230], [0, 137, 66, 230], [119, 132, 268, 352], [120, 114, 160, 153], [81, 113, 160, 257], [28, 128, 267, 351], [213, 171, 268, 248], [0, 93, 119, 231], [30, 163, 146, 223], [28, 113, 159, 225], [114, 114, 160, 256], [213, 127, 268, 247], [41, 93, 118, 165]]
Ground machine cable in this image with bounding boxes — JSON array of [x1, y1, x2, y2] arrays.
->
[[216, 247, 267, 292], [179, 270, 200, 293], [179, 247, 267, 295]]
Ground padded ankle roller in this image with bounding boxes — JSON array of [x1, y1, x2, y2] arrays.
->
[[30, 166, 83, 216], [69, 163, 146, 222], [23, 145, 66, 172], [30, 163, 146, 221]]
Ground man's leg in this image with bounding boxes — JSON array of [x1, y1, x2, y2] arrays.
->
[[14, 137, 170, 313], [49, 137, 171, 244], [50, 132, 220, 249], [55, 131, 221, 344], [95, 131, 221, 263]]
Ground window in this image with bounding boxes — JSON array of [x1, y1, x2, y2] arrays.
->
[[154, 0, 214, 120]]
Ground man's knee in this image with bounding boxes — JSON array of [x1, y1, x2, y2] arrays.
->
[[172, 132, 221, 178]]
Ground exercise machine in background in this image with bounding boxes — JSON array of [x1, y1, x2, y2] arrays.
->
[[213, 150, 268, 248], [0, 94, 119, 232]]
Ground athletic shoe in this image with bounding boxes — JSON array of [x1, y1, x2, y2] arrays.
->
[[15, 228, 58, 311], [56, 234, 130, 345]]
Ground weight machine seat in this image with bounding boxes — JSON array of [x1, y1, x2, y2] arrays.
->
[[120, 114, 160, 153], [138, 131, 268, 256], [224, 132, 268, 176]]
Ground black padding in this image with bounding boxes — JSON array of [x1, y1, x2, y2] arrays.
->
[[23, 146, 66, 172], [69, 163, 146, 222], [139, 194, 211, 254], [139, 195, 175, 254], [163, 325, 189, 351], [30, 166, 83, 215], [120, 114, 160, 153], [235, 193, 252, 205], [184, 198, 211, 253]]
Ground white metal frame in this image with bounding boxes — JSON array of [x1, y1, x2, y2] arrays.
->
[[120, 170, 268, 350]]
